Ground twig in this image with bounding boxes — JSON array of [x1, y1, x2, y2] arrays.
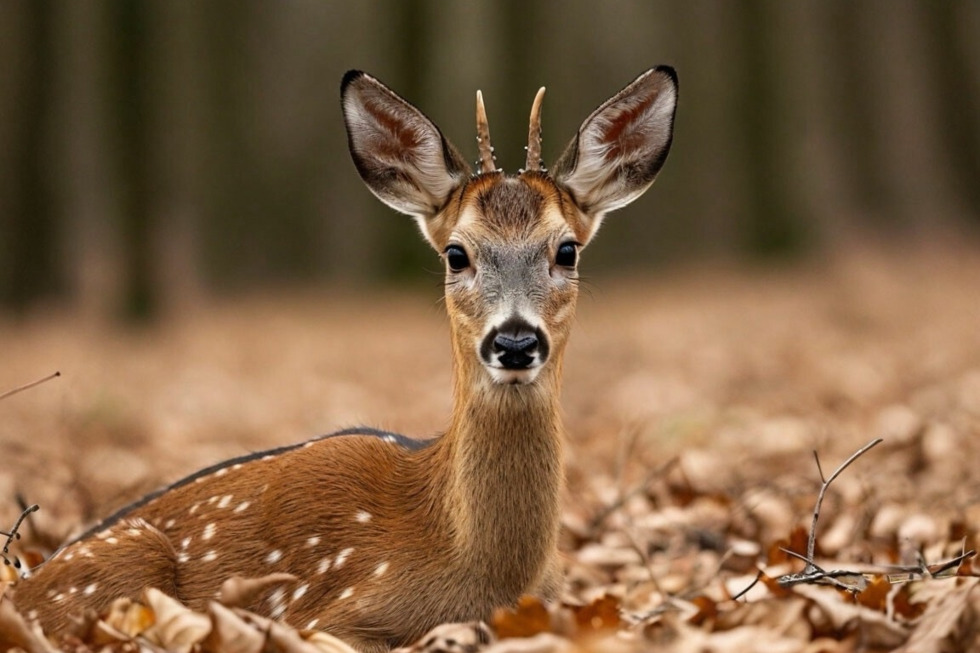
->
[[803, 438, 883, 572], [730, 569, 765, 601], [1, 504, 40, 570], [0, 371, 61, 402]]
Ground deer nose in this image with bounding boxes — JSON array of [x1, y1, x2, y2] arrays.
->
[[493, 333, 538, 369], [482, 318, 549, 370]]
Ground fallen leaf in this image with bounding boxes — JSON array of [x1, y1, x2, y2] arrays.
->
[[203, 601, 265, 653], [893, 578, 979, 653], [571, 594, 621, 632], [141, 587, 212, 651], [493, 596, 552, 639], [218, 573, 299, 608], [0, 585, 57, 653], [395, 621, 494, 653]]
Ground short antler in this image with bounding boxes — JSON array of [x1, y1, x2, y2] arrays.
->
[[525, 87, 546, 172], [475, 90, 496, 174]]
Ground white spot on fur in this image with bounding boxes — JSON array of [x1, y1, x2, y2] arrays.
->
[[266, 549, 283, 564], [126, 527, 142, 537], [262, 455, 275, 461], [189, 502, 201, 515], [355, 511, 372, 523], [338, 587, 354, 600], [178, 553, 190, 564], [202, 523, 216, 540], [68, 586, 78, 595], [63, 551, 74, 561], [53, 593, 65, 602], [217, 495, 233, 509], [292, 583, 309, 601], [232, 464, 243, 471], [234, 501, 251, 513], [307, 618, 320, 629], [208, 495, 219, 505], [306, 536, 320, 547], [181, 537, 192, 550], [334, 547, 353, 568], [303, 441, 315, 449], [96, 529, 112, 540], [201, 550, 218, 563], [27, 610, 38, 621], [268, 588, 287, 619], [164, 519, 176, 529], [215, 467, 228, 477], [317, 557, 331, 574], [373, 561, 389, 577], [84, 583, 98, 596], [105, 537, 119, 545]]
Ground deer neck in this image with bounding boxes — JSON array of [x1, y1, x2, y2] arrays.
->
[[435, 356, 564, 592]]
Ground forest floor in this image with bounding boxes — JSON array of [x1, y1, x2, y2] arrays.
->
[[2, 242, 980, 652]]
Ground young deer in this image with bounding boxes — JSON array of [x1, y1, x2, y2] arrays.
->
[[11, 67, 677, 651]]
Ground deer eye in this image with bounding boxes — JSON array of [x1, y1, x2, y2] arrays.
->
[[445, 245, 471, 272], [555, 242, 578, 268]]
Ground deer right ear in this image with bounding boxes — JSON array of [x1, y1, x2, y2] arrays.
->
[[342, 71, 471, 229], [552, 66, 677, 242]]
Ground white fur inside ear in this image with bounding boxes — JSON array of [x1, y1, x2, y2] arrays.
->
[[557, 68, 677, 231], [342, 73, 464, 219]]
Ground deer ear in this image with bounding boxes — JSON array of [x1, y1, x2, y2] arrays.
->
[[341, 71, 471, 226], [553, 66, 677, 241]]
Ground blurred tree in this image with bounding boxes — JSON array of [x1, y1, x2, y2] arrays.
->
[[0, 0, 977, 317], [0, 2, 63, 311]]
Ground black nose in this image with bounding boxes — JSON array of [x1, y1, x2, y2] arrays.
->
[[482, 318, 549, 370], [493, 333, 538, 369]]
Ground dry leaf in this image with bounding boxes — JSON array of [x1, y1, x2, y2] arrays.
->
[[102, 595, 155, 638], [685, 595, 717, 627], [0, 586, 57, 653], [203, 601, 265, 653], [493, 596, 552, 639], [218, 573, 298, 608], [267, 618, 337, 653], [141, 587, 212, 650], [570, 594, 621, 632], [304, 629, 365, 653], [396, 621, 494, 653], [482, 632, 577, 653], [794, 584, 907, 648], [893, 578, 979, 653]]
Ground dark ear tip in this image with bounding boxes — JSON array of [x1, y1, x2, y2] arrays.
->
[[651, 65, 678, 91], [341, 70, 366, 94]]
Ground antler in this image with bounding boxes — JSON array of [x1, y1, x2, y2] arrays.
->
[[475, 90, 496, 174], [525, 87, 546, 172]]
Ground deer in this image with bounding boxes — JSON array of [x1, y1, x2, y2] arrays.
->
[[8, 66, 677, 651]]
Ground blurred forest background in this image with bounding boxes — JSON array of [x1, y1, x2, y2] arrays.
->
[[1, 0, 979, 320]]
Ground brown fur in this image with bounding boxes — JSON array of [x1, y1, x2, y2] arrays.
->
[[13, 67, 676, 651]]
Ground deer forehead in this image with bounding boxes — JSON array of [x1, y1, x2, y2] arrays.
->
[[454, 177, 575, 251]]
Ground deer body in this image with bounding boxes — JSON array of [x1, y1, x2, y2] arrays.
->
[[12, 67, 677, 651]]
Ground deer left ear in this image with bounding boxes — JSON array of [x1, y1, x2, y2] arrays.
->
[[341, 70, 471, 223], [552, 66, 677, 241]]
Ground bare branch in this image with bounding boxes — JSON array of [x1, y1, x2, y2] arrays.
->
[[805, 438, 883, 569], [0, 371, 61, 402], [1, 504, 39, 570]]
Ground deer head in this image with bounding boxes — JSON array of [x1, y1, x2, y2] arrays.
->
[[342, 68, 677, 390]]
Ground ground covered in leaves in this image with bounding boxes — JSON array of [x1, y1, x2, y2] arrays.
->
[[2, 243, 980, 652]]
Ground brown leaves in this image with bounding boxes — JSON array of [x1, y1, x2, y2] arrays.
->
[[2, 577, 359, 653]]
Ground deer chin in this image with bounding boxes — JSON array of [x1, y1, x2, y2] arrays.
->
[[485, 364, 543, 385]]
